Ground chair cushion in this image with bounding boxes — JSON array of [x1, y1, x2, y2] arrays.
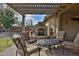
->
[[62, 41, 79, 50], [74, 33, 79, 47], [27, 45, 38, 54], [58, 31, 65, 41]]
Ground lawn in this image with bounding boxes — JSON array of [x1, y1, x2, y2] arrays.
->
[[0, 37, 13, 53]]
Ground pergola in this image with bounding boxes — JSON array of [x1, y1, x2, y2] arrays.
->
[[7, 3, 71, 31]]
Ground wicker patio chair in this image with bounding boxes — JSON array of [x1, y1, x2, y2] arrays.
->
[[21, 31, 37, 44], [57, 31, 66, 42], [62, 33, 79, 53], [21, 31, 29, 41], [12, 36, 38, 56]]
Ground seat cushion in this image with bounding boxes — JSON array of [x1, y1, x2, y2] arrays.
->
[[27, 45, 38, 54], [27, 44, 38, 51], [62, 41, 79, 50], [74, 33, 79, 47], [58, 31, 65, 41]]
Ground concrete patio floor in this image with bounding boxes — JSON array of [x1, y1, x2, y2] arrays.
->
[[0, 44, 79, 56]]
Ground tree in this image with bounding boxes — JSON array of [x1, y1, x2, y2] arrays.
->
[[0, 8, 15, 31]]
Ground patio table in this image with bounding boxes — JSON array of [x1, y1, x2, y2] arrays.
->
[[34, 39, 59, 56]]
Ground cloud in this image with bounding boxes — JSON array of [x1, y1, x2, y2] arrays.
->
[[25, 15, 37, 25], [25, 14, 47, 25]]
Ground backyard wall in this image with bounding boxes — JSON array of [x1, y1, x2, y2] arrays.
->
[[60, 4, 79, 41]]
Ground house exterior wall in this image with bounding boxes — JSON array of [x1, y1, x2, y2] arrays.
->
[[45, 15, 56, 36], [60, 6, 79, 41]]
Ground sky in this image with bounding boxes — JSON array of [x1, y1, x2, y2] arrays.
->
[[25, 14, 47, 25]]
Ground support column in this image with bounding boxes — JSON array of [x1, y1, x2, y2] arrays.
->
[[55, 13, 59, 38], [21, 14, 25, 31], [46, 22, 50, 36]]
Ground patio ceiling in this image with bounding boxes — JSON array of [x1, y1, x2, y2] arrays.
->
[[7, 3, 62, 14]]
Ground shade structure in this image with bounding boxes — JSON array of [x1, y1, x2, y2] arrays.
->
[[7, 3, 61, 14], [6, 3, 72, 31]]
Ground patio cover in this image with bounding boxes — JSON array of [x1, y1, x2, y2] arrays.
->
[[6, 3, 71, 30], [7, 3, 61, 14]]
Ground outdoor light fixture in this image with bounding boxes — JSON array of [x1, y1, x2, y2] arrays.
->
[[71, 16, 79, 21]]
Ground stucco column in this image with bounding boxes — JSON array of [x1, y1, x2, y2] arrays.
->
[[55, 13, 59, 38], [21, 14, 25, 31], [46, 22, 50, 36]]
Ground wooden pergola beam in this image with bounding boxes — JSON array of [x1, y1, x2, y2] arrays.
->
[[7, 3, 60, 14]]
